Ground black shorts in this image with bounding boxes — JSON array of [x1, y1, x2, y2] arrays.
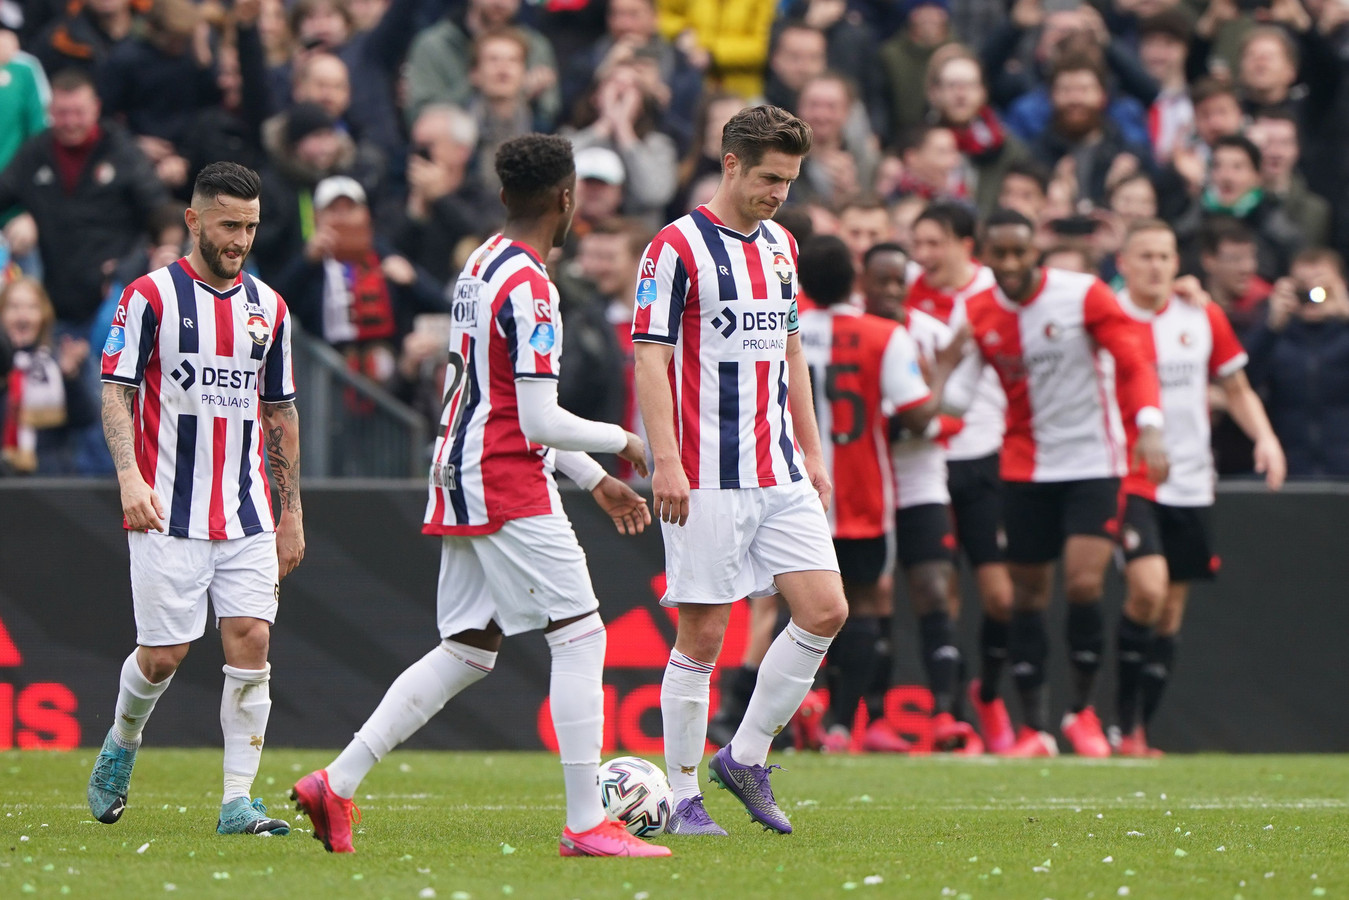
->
[[833, 536, 893, 585], [894, 503, 956, 568], [947, 452, 1005, 566], [1002, 478, 1121, 565], [1119, 495, 1218, 582]]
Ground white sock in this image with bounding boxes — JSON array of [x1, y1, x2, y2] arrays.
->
[[113, 650, 172, 748], [220, 664, 271, 804], [731, 620, 832, 767], [545, 613, 607, 833], [661, 649, 715, 804], [328, 640, 496, 799]]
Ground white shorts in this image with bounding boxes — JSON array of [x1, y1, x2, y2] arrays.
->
[[129, 530, 279, 646], [661, 480, 840, 606], [436, 514, 599, 638]]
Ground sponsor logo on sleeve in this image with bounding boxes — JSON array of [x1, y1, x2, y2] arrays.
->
[[636, 277, 658, 309], [103, 326, 126, 356], [528, 323, 556, 354]]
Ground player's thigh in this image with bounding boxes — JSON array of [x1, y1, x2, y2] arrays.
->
[[209, 532, 281, 626], [894, 503, 957, 571], [1158, 504, 1218, 584], [1001, 481, 1066, 565], [949, 453, 1006, 567], [474, 515, 599, 636], [660, 488, 763, 606], [128, 531, 214, 646], [1062, 478, 1121, 543], [435, 537, 496, 639], [754, 482, 844, 630]]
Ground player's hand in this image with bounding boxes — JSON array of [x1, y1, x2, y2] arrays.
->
[[1173, 275, 1211, 307], [932, 323, 971, 379], [276, 511, 305, 578], [651, 462, 690, 526], [805, 454, 834, 512], [1253, 434, 1287, 492], [618, 430, 649, 478], [120, 476, 166, 532], [1267, 278, 1299, 332], [591, 475, 652, 535], [1134, 425, 1170, 485]]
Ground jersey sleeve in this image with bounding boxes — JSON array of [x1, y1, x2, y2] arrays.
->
[[101, 279, 161, 387], [1084, 279, 1162, 427], [260, 298, 297, 402], [1206, 302, 1249, 378], [631, 235, 688, 344], [498, 270, 561, 380], [879, 325, 931, 415]]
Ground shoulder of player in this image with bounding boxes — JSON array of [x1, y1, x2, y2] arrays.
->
[[905, 307, 949, 337], [483, 249, 551, 298]]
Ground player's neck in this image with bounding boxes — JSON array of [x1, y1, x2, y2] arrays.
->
[[1130, 286, 1168, 311], [929, 259, 975, 291], [1005, 268, 1045, 305], [500, 221, 554, 265], [185, 251, 236, 292], [703, 194, 758, 236]]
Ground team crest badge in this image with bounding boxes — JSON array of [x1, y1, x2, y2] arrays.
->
[[1179, 331, 1193, 347], [771, 252, 793, 284], [1122, 525, 1141, 552], [246, 314, 270, 345], [1043, 322, 1062, 340]]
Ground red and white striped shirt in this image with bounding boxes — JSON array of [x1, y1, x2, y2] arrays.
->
[[632, 206, 803, 490], [423, 235, 570, 535], [951, 268, 1162, 483], [1117, 290, 1247, 506], [100, 258, 295, 540], [891, 309, 953, 509]]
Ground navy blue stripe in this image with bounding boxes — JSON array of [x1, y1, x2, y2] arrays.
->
[[776, 361, 801, 481], [666, 257, 689, 339], [495, 302, 519, 372], [261, 321, 287, 400], [447, 336, 480, 523], [236, 419, 263, 535], [243, 275, 267, 361], [169, 263, 199, 355], [133, 302, 158, 383], [718, 361, 740, 489], [691, 210, 739, 301], [169, 413, 197, 537], [482, 245, 539, 283]]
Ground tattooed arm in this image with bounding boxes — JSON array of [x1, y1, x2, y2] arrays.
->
[[102, 382, 164, 531], [261, 398, 305, 577]]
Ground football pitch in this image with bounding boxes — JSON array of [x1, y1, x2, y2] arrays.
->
[[1, 751, 1343, 899]]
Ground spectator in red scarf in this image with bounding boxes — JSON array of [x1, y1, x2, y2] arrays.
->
[[889, 124, 966, 204]]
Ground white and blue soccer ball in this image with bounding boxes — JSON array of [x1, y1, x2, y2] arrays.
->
[[597, 756, 674, 836]]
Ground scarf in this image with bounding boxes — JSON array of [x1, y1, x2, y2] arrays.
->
[[949, 107, 1006, 160], [2, 347, 67, 473], [894, 171, 968, 202], [52, 124, 102, 194], [1202, 186, 1264, 219], [321, 251, 398, 415]]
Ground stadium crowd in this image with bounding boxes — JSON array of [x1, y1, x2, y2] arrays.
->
[[0, 0, 1347, 478]]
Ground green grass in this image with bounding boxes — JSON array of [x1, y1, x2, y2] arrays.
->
[[1, 751, 1344, 899]]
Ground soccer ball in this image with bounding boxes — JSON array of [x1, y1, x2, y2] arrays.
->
[[597, 756, 673, 836]]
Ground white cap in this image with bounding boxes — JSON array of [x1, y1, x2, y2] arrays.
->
[[574, 146, 625, 186], [313, 175, 367, 210]]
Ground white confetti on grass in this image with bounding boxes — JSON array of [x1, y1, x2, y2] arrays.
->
[[418, 890, 436, 900], [863, 875, 883, 885], [1175, 849, 1188, 857], [1118, 887, 1131, 896], [1103, 856, 1114, 863], [1216, 846, 1226, 852], [136, 843, 150, 854], [1127, 831, 1145, 837]]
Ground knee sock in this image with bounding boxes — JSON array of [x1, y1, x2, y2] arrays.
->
[[221, 664, 272, 804], [662, 649, 715, 804], [979, 615, 1010, 703], [825, 616, 879, 730], [731, 620, 833, 767], [918, 611, 960, 717], [329, 640, 497, 799], [545, 613, 608, 833], [1067, 603, 1104, 714], [1140, 633, 1178, 728], [864, 616, 894, 721], [1115, 614, 1153, 733], [113, 650, 172, 748], [1010, 610, 1048, 732]]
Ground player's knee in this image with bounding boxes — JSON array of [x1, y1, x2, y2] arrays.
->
[[1064, 571, 1106, 605], [798, 595, 848, 637], [225, 618, 271, 663], [141, 645, 188, 682], [1124, 586, 1165, 625]]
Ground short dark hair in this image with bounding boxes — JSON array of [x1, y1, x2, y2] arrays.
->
[[1292, 245, 1344, 276], [895, 123, 953, 158], [1122, 217, 1175, 248], [797, 235, 855, 306], [721, 104, 813, 170], [862, 241, 909, 269], [289, 0, 352, 37], [1191, 76, 1237, 109], [772, 205, 814, 243], [1212, 133, 1262, 171], [50, 68, 96, 93], [495, 134, 574, 217], [1000, 160, 1050, 196], [837, 194, 889, 218], [192, 162, 262, 204], [1199, 216, 1256, 256], [983, 206, 1035, 232], [587, 217, 652, 260], [915, 201, 976, 242], [1049, 53, 1106, 90], [1139, 9, 1192, 44]]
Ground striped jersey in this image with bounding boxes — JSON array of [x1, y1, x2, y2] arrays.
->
[[632, 206, 803, 490], [423, 235, 567, 535], [100, 258, 296, 540], [799, 305, 930, 538], [1117, 290, 1247, 506], [890, 309, 954, 509]]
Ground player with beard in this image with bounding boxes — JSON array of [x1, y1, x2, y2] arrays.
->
[[91, 162, 303, 836], [945, 208, 1168, 757]]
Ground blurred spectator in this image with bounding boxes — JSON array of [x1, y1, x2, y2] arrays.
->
[[567, 57, 678, 222], [1245, 248, 1349, 478], [0, 68, 168, 330], [887, 192, 927, 250], [836, 194, 892, 266], [1156, 77, 1244, 221], [0, 276, 95, 474], [552, 223, 629, 425], [468, 29, 541, 198], [393, 104, 496, 286], [793, 72, 879, 207], [1199, 216, 1271, 338], [924, 44, 1028, 215], [258, 0, 294, 66], [1096, 170, 1158, 282], [784, 0, 885, 132], [879, 0, 954, 136], [996, 158, 1050, 222], [404, 0, 559, 128], [656, 0, 772, 99], [762, 20, 826, 112], [1, 26, 48, 225], [180, 3, 271, 184], [1040, 243, 1092, 273], [1247, 110, 1330, 249], [564, 146, 628, 254], [1137, 9, 1193, 167], [348, 0, 387, 33], [890, 123, 966, 203], [675, 91, 743, 212], [34, 0, 141, 77]]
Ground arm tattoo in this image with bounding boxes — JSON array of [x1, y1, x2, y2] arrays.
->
[[102, 384, 140, 475], [263, 400, 302, 514]]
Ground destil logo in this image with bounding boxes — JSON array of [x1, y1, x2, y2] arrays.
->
[[0, 615, 81, 749], [710, 306, 737, 339], [170, 360, 196, 390]]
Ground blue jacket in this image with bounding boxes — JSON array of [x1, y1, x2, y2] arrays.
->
[[1004, 88, 1151, 154]]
